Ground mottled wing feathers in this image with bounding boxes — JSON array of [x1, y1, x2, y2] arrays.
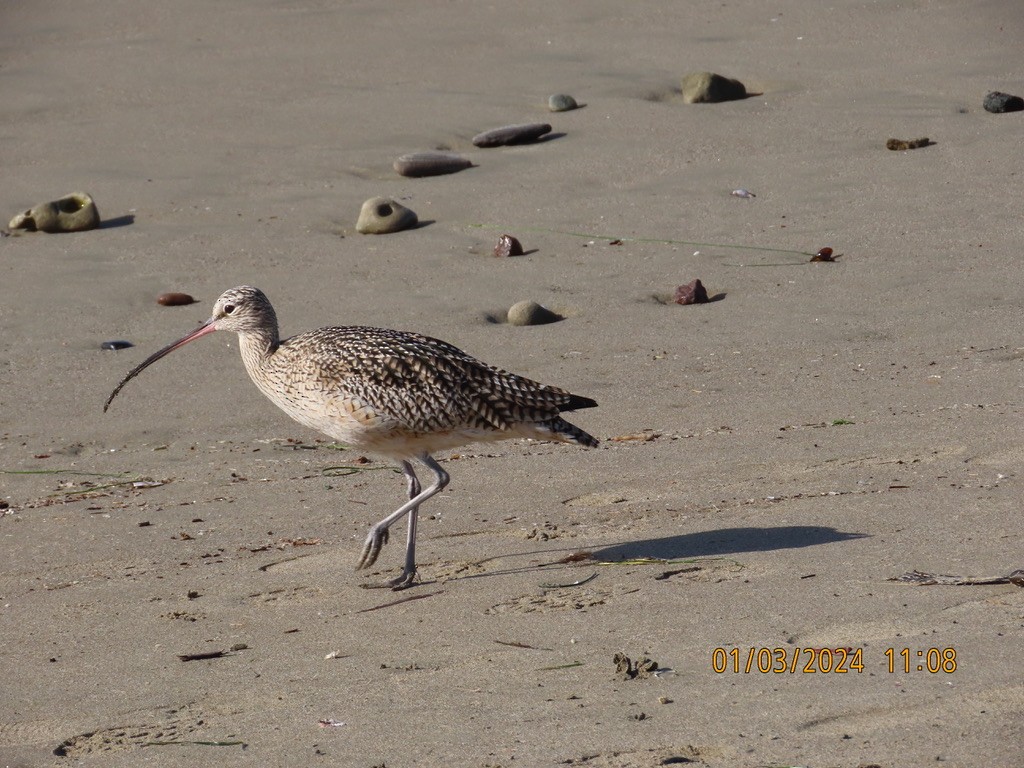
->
[[275, 326, 594, 440]]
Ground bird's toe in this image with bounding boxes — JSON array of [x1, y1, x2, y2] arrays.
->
[[355, 525, 389, 570]]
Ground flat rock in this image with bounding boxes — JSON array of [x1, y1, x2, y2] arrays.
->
[[9, 192, 100, 233], [101, 340, 133, 351], [156, 292, 196, 306], [983, 91, 1024, 113], [356, 197, 418, 234], [681, 72, 747, 104], [394, 152, 473, 177], [472, 123, 552, 148]]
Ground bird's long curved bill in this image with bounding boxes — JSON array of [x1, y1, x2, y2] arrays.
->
[[103, 319, 217, 412]]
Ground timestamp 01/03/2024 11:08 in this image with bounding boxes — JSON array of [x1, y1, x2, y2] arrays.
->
[[711, 647, 958, 675]]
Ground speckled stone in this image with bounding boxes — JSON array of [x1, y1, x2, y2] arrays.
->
[[983, 91, 1024, 113], [681, 72, 747, 104], [507, 300, 561, 326], [472, 123, 552, 148], [494, 234, 524, 257], [548, 94, 579, 112], [9, 192, 100, 233], [394, 152, 473, 178], [356, 197, 418, 234]]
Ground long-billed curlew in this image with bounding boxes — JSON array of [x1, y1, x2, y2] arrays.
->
[[105, 286, 598, 588]]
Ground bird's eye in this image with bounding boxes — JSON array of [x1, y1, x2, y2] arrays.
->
[[224, 304, 236, 315]]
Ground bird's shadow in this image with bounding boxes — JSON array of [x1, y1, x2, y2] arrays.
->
[[590, 525, 866, 562], [435, 525, 867, 585]]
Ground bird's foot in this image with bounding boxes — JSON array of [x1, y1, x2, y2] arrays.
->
[[356, 525, 389, 570], [358, 567, 419, 591]]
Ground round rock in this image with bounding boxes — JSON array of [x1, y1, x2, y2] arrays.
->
[[472, 123, 552, 148], [681, 72, 747, 104], [356, 197, 418, 234], [394, 152, 473, 178], [507, 300, 561, 326], [9, 192, 100, 233], [548, 94, 579, 112]]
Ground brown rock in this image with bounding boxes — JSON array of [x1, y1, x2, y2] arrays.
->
[[673, 279, 709, 305], [156, 292, 197, 306]]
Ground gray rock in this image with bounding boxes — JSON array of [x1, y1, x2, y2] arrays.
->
[[472, 123, 552, 148], [983, 91, 1024, 113], [9, 192, 100, 233], [394, 152, 473, 177], [681, 72, 747, 104], [356, 197, 418, 234], [507, 300, 561, 326], [548, 94, 579, 112]]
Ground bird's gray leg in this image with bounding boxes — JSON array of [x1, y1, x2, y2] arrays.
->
[[357, 455, 449, 588]]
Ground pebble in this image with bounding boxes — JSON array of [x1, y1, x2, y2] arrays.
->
[[673, 279, 709, 305], [494, 234, 524, 257], [393, 152, 473, 178], [681, 72, 747, 104], [472, 123, 552, 148], [811, 247, 836, 262], [983, 91, 1024, 113], [9, 191, 100, 233], [548, 94, 579, 112], [356, 197, 418, 234], [101, 340, 134, 351], [507, 300, 561, 326], [156, 292, 196, 306]]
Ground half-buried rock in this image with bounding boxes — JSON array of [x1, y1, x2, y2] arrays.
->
[[356, 197, 418, 234], [507, 300, 561, 326], [394, 152, 473, 178], [472, 123, 552, 148], [681, 72, 747, 104], [9, 192, 100, 233]]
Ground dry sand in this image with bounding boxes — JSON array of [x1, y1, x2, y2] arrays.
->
[[2, 1, 1022, 766]]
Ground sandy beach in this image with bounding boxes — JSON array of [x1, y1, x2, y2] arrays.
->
[[2, 1, 1022, 765]]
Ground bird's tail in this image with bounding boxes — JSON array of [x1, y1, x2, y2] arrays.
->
[[542, 417, 599, 448]]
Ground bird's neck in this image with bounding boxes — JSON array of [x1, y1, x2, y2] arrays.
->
[[237, 327, 280, 374]]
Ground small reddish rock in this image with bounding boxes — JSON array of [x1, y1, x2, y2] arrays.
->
[[673, 279, 709, 305], [810, 247, 835, 262], [157, 292, 197, 306], [494, 234, 524, 257]]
